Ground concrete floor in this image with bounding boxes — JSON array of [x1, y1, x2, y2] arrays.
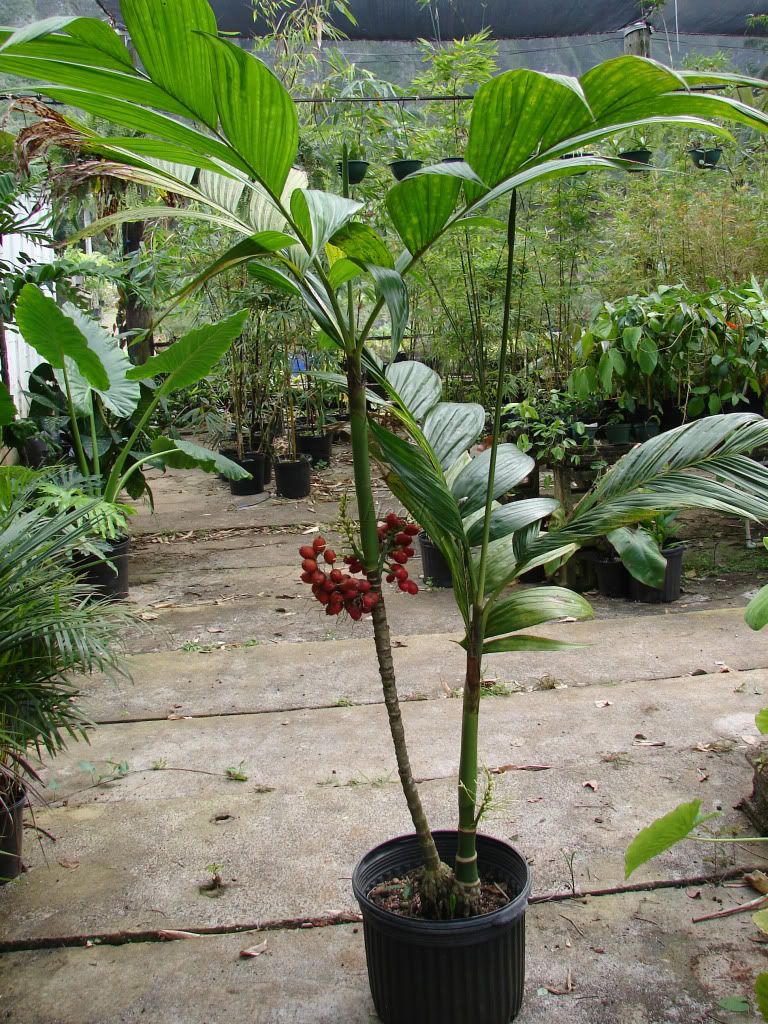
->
[[1, 453, 767, 1023]]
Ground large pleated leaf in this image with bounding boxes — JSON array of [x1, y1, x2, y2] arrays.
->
[[290, 190, 361, 259], [329, 222, 395, 269], [176, 233, 296, 300], [365, 265, 409, 361], [150, 437, 250, 480], [121, 0, 218, 127], [15, 284, 108, 390], [484, 586, 592, 642], [451, 445, 534, 518], [201, 36, 297, 195], [483, 538, 578, 596], [126, 310, 249, 393], [247, 168, 308, 233], [386, 173, 462, 256], [198, 170, 246, 214], [608, 526, 666, 588], [483, 635, 586, 655], [55, 305, 140, 418], [385, 361, 442, 421], [422, 402, 485, 471], [467, 69, 590, 186], [581, 56, 686, 123], [465, 498, 558, 545]]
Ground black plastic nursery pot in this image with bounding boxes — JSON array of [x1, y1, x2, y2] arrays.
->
[[595, 556, 631, 599], [0, 787, 25, 883], [632, 421, 660, 442], [689, 147, 722, 169], [338, 159, 369, 184], [297, 432, 333, 468], [274, 456, 312, 499], [604, 422, 632, 444], [352, 831, 532, 1024], [229, 452, 265, 496], [630, 545, 685, 604], [619, 148, 652, 169], [76, 535, 130, 599], [418, 534, 453, 588], [389, 158, 424, 180]]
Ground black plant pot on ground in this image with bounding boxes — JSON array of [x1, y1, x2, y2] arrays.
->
[[75, 535, 130, 600], [0, 786, 25, 883], [604, 422, 632, 444], [630, 545, 685, 604], [418, 534, 453, 588], [595, 556, 631, 599], [633, 421, 660, 442], [230, 452, 265, 496], [297, 432, 332, 468], [274, 456, 312, 499], [352, 830, 532, 1024]]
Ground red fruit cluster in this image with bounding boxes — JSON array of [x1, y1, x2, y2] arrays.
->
[[297, 516, 421, 619], [299, 535, 380, 618], [379, 513, 420, 596]]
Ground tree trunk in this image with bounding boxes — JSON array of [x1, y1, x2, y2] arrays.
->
[[118, 220, 154, 366]]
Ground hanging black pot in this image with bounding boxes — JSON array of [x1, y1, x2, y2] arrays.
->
[[74, 535, 130, 600], [619, 148, 652, 170], [689, 147, 722, 169], [418, 534, 453, 588], [389, 158, 423, 181], [274, 456, 312, 499], [353, 830, 532, 1024], [229, 452, 265, 496], [338, 159, 369, 184], [630, 545, 685, 604], [297, 432, 333, 468], [0, 786, 25, 883]]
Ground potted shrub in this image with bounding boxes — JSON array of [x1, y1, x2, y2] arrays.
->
[[12, 287, 250, 592], [616, 133, 653, 169], [628, 513, 685, 604], [11, 10, 768, 1018], [274, 334, 311, 499], [0, 469, 129, 880]]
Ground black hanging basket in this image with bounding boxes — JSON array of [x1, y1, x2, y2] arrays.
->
[[0, 786, 26, 883], [352, 831, 532, 1024]]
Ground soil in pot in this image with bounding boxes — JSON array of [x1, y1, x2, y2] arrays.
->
[[389, 158, 423, 180], [274, 456, 311, 499], [418, 534, 453, 588], [229, 452, 265, 496], [353, 830, 532, 1024], [0, 787, 25, 883], [630, 545, 684, 604], [74, 535, 130, 600], [297, 432, 333, 469]]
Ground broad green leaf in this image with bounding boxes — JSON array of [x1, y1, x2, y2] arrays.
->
[[328, 258, 364, 291], [121, 0, 218, 127], [422, 402, 485, 471], [0, 381, 16, 427], [754, 911, 768, 935], [247, 263, 301, 298], [329, 221, 395, 269], [386, 174, 461, 256], [755, 708, 768, 734], [718, 997, 749, 1014], [0, 16, 77, 51], [484, 586, 592, 641], [485, 540, 577, 595], [622, 325, 642, 351], [608, 527, 667, 588], [198, 169, 246, 214], [637, 335, 658, 374], [452, 445, 534, 517], [746, 586, 768, 631], [483, 635, 586, 654], [56, 305, 140, 418], [290, 189, 361, 259], [465, 498, 558, 545], [201, 36, 297, 194], [150, 437, 250, 480], [581, 56, 686, 123], [176, 232, 295, 300], [386, 361, 442, 421], [467, 69, 590, 187], [15, 284, 109, 390], [756, 974, 768, 1022], [364, 265, 409, 361], [625, 800, 704, 878], [126, 310, 249, 393]]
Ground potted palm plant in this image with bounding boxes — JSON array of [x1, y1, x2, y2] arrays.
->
[[0, 469, 130, 881], [5, 8, 768, 1018]]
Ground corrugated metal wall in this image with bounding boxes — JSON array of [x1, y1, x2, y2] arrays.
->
[[1, 224, 54, 416]]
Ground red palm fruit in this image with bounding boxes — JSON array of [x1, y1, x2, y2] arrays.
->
[[394, 566, 408, 581], [311, 570, 326, 585], [349, 560, 363, 574], [316, 590, 330, 605], [300, 570, 314, 583], [347, 603, 363, 621], [299, 545, 315, 559], [392, 550, 408, 564], [323, 549, 336, 564], [386, 512, 403, 527], [404, 524, 420, 536], [341, 582, 358, 597], [321, 578, 335, 593], [368, 591, 380, 606], [398, 580, 410, 592], [394, 532, 410, 545], [406, 580, 419, 595], [357, 579, 371, 593], [386, 573, 395, 583], [404, 547, 415, 558], [325, 603, 338, 616], [330, 569, 343, 583], [343, 555, 354, 564], [301, 558, 317, 573], [312, 535, 326, 552], [361, 594, 376, 612], [377, 525, 388, 539]]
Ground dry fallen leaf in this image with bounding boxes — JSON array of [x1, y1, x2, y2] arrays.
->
[[57, 858, 79, 869], [582, 780, 599, 791], [633, 734, 666, 747], [745, 871, 768, 895], [240, 939, 268, 958], [158, 929, 203, 940], [686, 888, 702, 900], [207, 627, 225, 634], [301, 526, 320, 535], [594, 700, 613, 708], [491, 764, 553, 775]]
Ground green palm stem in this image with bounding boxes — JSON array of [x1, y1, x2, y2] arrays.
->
[[455, 191, 518, 895], [61, 361, 90, 481], [88, 393, 100, 483]]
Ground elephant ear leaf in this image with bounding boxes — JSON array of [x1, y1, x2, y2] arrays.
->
[[608, 526, 666, 588], [57, 304, 140, 418], [150, 437, 249, 480], [422, 402, 485, 471], [126, 309, 249, 393]]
